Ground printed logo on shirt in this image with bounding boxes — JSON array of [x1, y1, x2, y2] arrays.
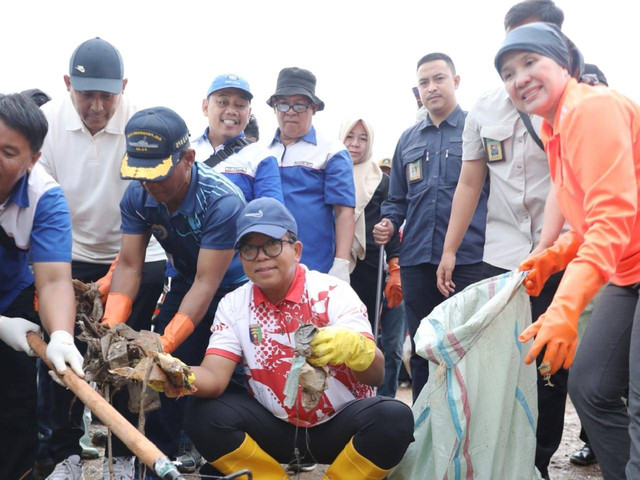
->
[[293, 161, 314, 168], [151, 224, 169, 240], [224, 167, 248, 174], [249, 324, 263, 345]]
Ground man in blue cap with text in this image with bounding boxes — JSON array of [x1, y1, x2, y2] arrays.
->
[[101, 106, 248, 469], [193, 73, 283, 204]]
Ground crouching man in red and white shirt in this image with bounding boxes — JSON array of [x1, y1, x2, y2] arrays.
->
[[185, 197, 413, 480]]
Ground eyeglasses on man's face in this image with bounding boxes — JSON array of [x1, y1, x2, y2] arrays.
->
[[238, 238, 295, 261], [274, 102, 313, 113]]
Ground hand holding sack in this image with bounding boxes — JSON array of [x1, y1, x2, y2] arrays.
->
[[519, 261, 604, 374], [308, 326, 375, 372], [519, 231, 581, 296], [385, 257, 403, 308]]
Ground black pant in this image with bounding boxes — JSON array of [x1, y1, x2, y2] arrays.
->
[[144, 275, 246, 459], [482, 263, 567, 477], [0, 285, 40, 480], [185, 392, 414, 470], [47, 259, 166, 462], [401, 262, 485, 401], [350, 261, 382, 330]]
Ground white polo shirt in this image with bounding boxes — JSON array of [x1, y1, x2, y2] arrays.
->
[[463, 87, 552, 270], [206, 265, 373, 427], [39, 96, 165, 264]]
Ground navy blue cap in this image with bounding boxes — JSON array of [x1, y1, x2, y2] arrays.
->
[[69, 38, 124, 94], [120, 107, 190, 182], [235, 198, 298, 247], [206, 73, 253, 100]]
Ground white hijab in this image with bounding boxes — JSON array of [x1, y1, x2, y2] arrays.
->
[[339, 119, 383, 272]]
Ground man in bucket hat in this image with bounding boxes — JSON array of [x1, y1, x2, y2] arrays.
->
[[184, 197, 414, 480], [101, 106, 248, 466], [267, 67, 355, 284]]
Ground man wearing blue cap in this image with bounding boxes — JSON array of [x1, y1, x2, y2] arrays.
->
[[102, 106, 247, 468], [193, 73, 283, 204], [41, 37, 166, 480], [184, 197, 413, 480]]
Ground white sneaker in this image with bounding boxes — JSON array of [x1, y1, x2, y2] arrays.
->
[[46, 454, 83, 480], [102, 456, 135, 480]]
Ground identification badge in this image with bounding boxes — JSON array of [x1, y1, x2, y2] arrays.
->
[[485, 138, 504, 162], [407, 159, 423, 183]]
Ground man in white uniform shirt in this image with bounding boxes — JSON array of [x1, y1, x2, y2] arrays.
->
[[39, 37, 165, 480]]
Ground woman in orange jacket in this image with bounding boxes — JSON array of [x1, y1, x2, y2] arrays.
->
[[495, 22, 640, 480]]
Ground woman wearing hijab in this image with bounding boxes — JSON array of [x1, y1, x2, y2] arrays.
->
[[339, 119, 405, 397], [495, 22, 640, 479]]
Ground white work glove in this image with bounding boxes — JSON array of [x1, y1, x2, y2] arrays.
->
[[46, 330, 85, 378], [328, 258, 351, 284], [0, 315, 41, 355]]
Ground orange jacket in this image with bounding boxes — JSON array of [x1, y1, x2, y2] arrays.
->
[[541, 78, 640, 288]]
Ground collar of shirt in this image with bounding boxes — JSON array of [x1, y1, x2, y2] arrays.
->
[[252, 264, 306, 308], [64, 96, 128, 135], [197, 128, 247, 153], [420, 104, 464, 130], [269, 125, 317, 147], [3, 172, 30, 209], [143, 163, 201, 216]]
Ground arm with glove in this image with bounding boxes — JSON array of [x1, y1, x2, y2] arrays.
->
[[385, 257, 403, 308], [32, 261, 84, 377], [101, 233, 148, 328], [329, 205, 356, 283], [159, 248, 234, 354]]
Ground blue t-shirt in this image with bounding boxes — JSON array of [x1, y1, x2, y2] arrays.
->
[[0, 164, 72, 313], [119, 162, 246, 287], [268, 126, 355, 273]]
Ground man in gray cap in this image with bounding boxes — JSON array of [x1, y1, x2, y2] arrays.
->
[[267, 67, 355, 283], [40, 37, 166, 480]]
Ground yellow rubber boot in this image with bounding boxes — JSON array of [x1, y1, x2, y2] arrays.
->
[[324, 438, 392, 480], [210, 433, 289, 480]]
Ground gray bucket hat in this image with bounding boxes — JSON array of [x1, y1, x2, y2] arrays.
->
[[267, 67, 325, 111]]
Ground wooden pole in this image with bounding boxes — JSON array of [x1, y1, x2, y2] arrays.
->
[[27, 332, 183, 480]]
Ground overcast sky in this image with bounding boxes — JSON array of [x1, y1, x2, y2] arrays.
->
[[4, 0, 637, 159]]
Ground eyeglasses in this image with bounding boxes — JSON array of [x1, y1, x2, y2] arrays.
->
[[275, 103, 313, 113], [238, 238, 295, 261]]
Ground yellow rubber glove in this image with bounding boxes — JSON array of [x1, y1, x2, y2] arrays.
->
[[160, 313, 195, 354], [309, 326, 376, 372], [519, 231, 581, 296], [519, 261, 604, 374], [385, 257, 403, 308], [96, 254, 120, 304], [101, 292, 132, 328]]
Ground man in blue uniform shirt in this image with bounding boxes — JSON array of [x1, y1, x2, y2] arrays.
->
[[102, 106, 247, 460], [0, 93, 84, 480], [267, 67, 355, 282], [193, 73, 283, 204], [374, 53, 489, 401]]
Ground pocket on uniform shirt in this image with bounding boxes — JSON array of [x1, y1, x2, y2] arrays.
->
[[444, 137, 463, 185]]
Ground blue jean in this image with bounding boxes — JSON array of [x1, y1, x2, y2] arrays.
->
[[400, 262, 484, 401], [377, 300, 407, 398]]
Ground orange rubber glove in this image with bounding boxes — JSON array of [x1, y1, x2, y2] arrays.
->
[[385, 257, 403, 308], [101, 293, 133, 328], [308, 326, 376, 372], [519, 231, 581, 296], [160, 313, 195, 354], [96, 254, 120, 304], [519, 261, 604, 374]]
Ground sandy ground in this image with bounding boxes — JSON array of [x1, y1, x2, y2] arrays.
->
[[83, 386, 602, 480]]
